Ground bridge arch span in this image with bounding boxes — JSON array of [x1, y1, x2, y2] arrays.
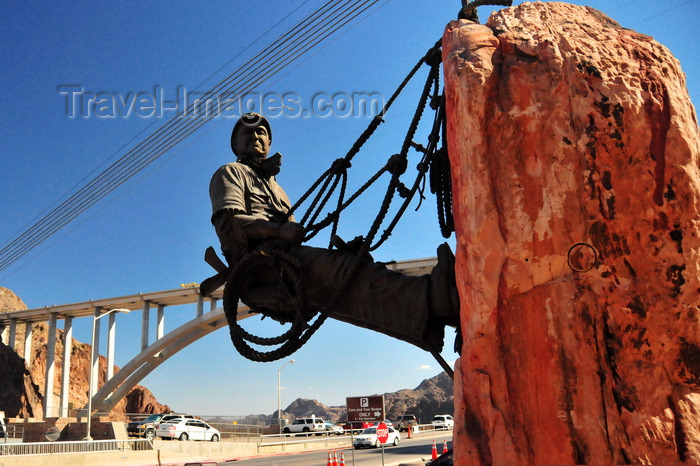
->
[[92, 303, 249, 414]]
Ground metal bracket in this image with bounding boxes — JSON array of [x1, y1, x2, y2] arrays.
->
[[459, 0, 514, 23]]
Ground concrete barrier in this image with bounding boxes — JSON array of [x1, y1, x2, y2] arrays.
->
[[0, 437, 348, 466]]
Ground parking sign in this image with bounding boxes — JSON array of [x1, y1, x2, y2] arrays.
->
[[346, 395, 385, 422]]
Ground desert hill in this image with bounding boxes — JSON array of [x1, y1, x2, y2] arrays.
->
[[249, 371, 454, 426]]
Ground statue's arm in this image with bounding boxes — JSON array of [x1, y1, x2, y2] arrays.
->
[[213, 210, 304, 246], [243, 217, 304, 245]]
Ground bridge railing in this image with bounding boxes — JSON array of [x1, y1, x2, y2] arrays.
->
[[203, 421, 264, 441], [1, 423, 24, 442], [259, 432, 351, 449], [0, 438, 153, 456]]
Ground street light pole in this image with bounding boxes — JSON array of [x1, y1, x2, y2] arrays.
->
[[277, 359, 295, 435], [85, 308, 130, 441]]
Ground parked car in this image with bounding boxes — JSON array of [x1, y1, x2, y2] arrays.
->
[[342, 421, 373, 433], [352, 426, 401, 449], [127, 413, 194, 440], [394, 414, 418, 432], [156, 417, 220, 441], [283, 417, 327, 435], [324, 422, 344, 435], [372, 420, 393, 428], [432, 414, 455, 430]]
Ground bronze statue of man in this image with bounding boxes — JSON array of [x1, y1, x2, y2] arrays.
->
[[208, 113, 459, 352]]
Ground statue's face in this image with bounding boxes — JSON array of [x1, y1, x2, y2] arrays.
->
[[234, 124, 270, 161]]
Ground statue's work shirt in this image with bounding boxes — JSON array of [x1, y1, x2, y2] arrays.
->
[[209, 162, 293, 262]]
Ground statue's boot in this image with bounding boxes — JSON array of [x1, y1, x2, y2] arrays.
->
[[424, 243, 461, 352]]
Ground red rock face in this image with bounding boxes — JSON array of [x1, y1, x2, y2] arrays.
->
[[443, 2, 700, 464]]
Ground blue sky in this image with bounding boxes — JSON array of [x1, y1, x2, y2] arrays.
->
[[1, 0, 698, 417]]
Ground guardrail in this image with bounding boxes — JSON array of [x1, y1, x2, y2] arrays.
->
[[204, 422, 263, 441], [0, 439, 153, 457], [1, 423, 24, 443], [415, 423, 454, 432], [259, 432, 351, 449]]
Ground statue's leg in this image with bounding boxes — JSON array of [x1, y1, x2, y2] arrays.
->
[[292, 245, 458, 352], [236, 244, 459, 351]]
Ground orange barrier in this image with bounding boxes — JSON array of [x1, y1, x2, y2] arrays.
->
[[431, 440, 438, 460]]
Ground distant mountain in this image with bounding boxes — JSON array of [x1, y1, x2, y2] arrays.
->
[[268, 371, 454, 425]]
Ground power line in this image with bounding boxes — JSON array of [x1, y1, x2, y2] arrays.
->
[[0, 0, 383, 272], [628, 0, 695, 27]]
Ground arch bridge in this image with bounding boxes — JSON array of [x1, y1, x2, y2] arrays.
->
[[0, 257, 436, 418]]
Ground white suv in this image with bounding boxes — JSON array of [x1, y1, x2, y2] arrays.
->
[[283, 417, 326, 435], [432, 414, 455, 430], [156, 418, 220, 441]]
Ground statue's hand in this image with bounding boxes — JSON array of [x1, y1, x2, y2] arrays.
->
[[278, 222, 305, 245]]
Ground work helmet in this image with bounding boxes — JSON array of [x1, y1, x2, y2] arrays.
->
[[230, 112, 272, 156]]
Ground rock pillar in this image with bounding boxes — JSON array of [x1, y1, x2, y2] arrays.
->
[[443, 2, 700, 464]]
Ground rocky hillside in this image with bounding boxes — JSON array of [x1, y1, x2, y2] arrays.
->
[[262, 371, 454, 425], [0, 287, 170, 419]]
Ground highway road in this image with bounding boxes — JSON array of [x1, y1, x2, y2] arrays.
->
[[224, 432, 453, 465]]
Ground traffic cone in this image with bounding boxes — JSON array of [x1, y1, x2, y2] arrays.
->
[[339, 452, 346, 466], [327, 451, 333, 466], [332, 451, 338, 466], [431, 440, 438, 460], [443, 439, 448, 453]]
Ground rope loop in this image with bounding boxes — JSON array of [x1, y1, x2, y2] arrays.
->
[[222, 249, 330, 362]]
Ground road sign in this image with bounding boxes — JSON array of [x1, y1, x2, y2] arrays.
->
[[376, 422, 389, 444], [346, 395, 385, 422]]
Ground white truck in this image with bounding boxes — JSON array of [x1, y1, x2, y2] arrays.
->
[[282, 416, 327, 435]]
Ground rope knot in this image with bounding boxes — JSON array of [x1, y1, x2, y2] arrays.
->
[[330, 158, 351, 175], [424, 46, 442, 67], [430, 94, 443, 110], [397, 182, 411, 198], [386, 153, 408, 176]]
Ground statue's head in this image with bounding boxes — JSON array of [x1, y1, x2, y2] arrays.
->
[[230, 113, 272, 162]]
